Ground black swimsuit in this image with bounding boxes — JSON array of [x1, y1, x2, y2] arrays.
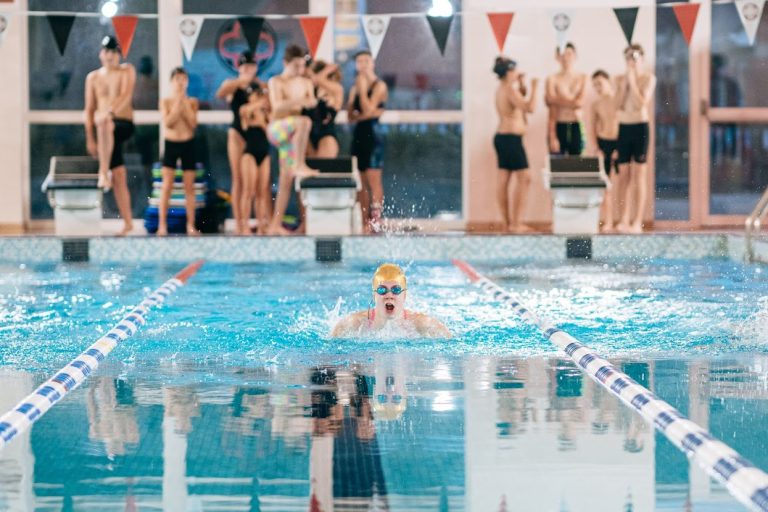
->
[[351, 81, 386, 172], [230, 87, 249, 138], [304, 92, 338, 150]]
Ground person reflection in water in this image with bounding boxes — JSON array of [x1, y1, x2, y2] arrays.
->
[[330, 263, 451, 338], [308, 366, 390, 511]]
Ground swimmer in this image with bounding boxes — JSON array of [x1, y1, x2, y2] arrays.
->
[[590, 69, 620, 232], [305, 60, 344, 158], [330, 263, 451, 338], [545, 42, 587, 156], [239, 85, 272, 235], [84, 35, 136, 235]]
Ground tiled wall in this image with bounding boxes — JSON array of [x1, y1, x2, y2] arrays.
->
[[0, 234, 762, 264]]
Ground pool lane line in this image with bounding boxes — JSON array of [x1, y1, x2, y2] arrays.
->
[[0, 259, 204, 453], [452, 259, 768, 512]]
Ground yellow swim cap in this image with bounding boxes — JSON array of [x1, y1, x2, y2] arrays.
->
[[372, 263, 406, 289]]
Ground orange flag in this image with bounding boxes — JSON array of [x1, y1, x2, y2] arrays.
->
[[672, 3, 700, 46], [300, 17, 327, 58], [487, 13, 514, 53], [112, 15, 138, 58]]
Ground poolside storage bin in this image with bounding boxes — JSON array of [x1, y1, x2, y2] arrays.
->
[[143, 163, 209, 234], [42, 157, 103, 236], [545, 156, 608, 234], [296, 157, 362, 236]]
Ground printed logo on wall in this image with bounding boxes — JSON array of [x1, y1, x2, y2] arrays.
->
[[216, 19, 277, 74], [366, 16, 385, 36], [736, 0, 765, 45], [552, 12, 571, 32], [742, 1, 760, 20]]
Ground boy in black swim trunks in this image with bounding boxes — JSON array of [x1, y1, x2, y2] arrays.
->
[[84, 35, 136, 235], [158, 66, 199, 236], [589, 69, 620, 232]]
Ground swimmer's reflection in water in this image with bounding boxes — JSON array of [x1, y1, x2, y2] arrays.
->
[[308, 366, 390, 511], [330, 263, 451, 338]]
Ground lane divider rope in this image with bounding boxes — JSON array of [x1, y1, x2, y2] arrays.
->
[[0, 259, 204, 452], [453, 259, 768, 512]]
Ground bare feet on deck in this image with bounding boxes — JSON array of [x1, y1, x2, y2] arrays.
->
[[98, 170, 112, 192], [117, 222, 133, 237], [156, 226, 168, 237], [186, 226, 200, 236]]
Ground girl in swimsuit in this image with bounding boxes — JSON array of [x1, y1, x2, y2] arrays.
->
[[239, 85, 272, 235], [306, 60, 344, 158], [216, 51, 262, 235]]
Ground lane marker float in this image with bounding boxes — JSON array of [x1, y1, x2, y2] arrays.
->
[[0, 260, 204, 452], [453, 259, 768, 512]]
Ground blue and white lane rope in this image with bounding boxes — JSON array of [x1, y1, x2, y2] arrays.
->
[[0, 260, 204, 452], [453, 259, 768, 512]]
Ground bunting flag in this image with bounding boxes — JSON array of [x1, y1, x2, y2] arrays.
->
[[361, 15, 391, 59], [613, 7, 639, 45], [179, 16, 204, 61], [487, 12, 514, 53], [426, 14, 454, 56], [299, 16, 327, 58], [46, 15, 76, 56], [550, 10, 574, 52], [111, 15, 138, 58], [672, 3, 700, 46], [735, 0, 765, 45], [0, 13, 8, 49], [238, 16, 264, 54]]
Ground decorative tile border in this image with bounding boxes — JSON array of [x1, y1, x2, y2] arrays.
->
[[0, 237, 61, 263], [592, 234, 728, 260], [89, 236, 315, 263], [0, 233, 762, 264], [342, 235, 566, 261]]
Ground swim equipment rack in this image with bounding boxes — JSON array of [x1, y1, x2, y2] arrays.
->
[[0, 260, 204, 452], [453, 259, 768, 512]]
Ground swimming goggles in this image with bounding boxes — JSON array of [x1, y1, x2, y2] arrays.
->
[[374, 285, 406, 295]]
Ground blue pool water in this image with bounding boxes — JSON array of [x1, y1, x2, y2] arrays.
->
[[0, 259, 767, 511]]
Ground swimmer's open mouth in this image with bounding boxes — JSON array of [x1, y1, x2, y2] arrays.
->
[[385, 303, 395, 312]]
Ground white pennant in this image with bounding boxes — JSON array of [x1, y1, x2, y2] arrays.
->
[[0, 13, 9, 49], [361, 15, 391, 59], [179, 15, 204, 61], [549, 10, 574, 53], [736, 0, 765, 46]]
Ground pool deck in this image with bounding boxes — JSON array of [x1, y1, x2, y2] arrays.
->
[[0, 230, 765, 265]]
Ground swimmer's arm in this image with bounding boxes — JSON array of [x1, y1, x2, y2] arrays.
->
[[414, 314, 452, 338], [84, 72, 97, 148], [346, 85, 359, 121], [179, 97, 199, 131], [216, 78, 244, 100], [111, 64, 136, 114], [505, 80, 536, 114], [614, 75, 628, 109], [162, 98, 183, 128], [239, 104, 250, 131], [628, 73, 656, 107], [357, 81, 386, 117], [571, 74, 587, 108], [590, 103, 600, 152], [330, 313, 363, 337]]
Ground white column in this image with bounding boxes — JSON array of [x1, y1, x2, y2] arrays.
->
[[0, 1, 28, 232], [162, 392, 189, 512], [158, 0, 183, 141], [309, 0, 334, 62]]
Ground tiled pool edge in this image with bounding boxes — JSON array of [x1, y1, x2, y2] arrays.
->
[[0, 233, 762, 264]]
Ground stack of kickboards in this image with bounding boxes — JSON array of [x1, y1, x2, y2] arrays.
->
[[143, 163, 207, 234]]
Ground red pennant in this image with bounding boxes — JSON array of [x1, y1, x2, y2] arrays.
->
[[672, 3, 700, 46], [299, 17, 327, 58], [111, 15, 138, 58], [487, 13, 514, 53]]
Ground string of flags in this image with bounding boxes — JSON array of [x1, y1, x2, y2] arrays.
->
[[1, 2, 766, 58]]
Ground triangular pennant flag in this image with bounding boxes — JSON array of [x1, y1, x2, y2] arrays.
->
[[112, 15, 138, 58], [549, 10, 574, 52], [426, 15, 454, 56], [487, 13, 514, 53], [179, 16, 204, 61], [46, 15, 76, 56], [0, 13, 10, 49], [735, 0, 766, 46], [361, 15, 391, 60], [672, 3, 701, 46], [238, 17, 264, 55], [299, 17, 327, 58], [613, 7, 639, 45]]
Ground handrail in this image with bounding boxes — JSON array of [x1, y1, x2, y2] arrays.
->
[[746, 187, 768, 262]]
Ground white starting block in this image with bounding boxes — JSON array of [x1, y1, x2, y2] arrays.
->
[[296, 157, 362, 235], [41, 156, 103, 236], [544, 156, 608, 234]]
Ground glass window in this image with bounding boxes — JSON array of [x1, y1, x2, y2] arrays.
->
[[710, 3, 768, 107], [710, 124, 768, 215], [336, 123, 462, 218], [335, 0, 462, 110], [654, 7, 690, 221], [29, 16, 159, 110], [182, 1, 310, 109], [30, 124, 158, 220]]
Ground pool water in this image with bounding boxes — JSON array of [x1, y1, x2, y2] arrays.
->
[[0, 259, 767, 511]]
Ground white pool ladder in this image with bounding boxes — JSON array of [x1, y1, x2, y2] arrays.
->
[[746, 187, 768, 262]]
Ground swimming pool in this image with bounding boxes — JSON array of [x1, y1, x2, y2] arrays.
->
[[0, 258, 766, 511]]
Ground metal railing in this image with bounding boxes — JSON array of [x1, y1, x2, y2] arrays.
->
[[746, 187, 768, 262]]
